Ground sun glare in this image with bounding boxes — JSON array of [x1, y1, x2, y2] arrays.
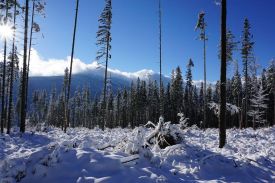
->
[[0, 21, 13, 40]]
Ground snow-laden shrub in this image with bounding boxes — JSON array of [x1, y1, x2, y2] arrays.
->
[[145, 116, 182, 149], [178, 113, 189, 129]]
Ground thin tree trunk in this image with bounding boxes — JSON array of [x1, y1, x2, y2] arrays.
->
[[7, 0, 17, 134], [1, 0, 9, 133], [25, 0, 35, 114], [244, 55, 248, 128], [219, 0, 227, 148], [65, 0, 79, 133], [158, 0, 163, 116], [203, 30, 207, 129], [102, 36, 109, 130], [20, 0, 29, 133]]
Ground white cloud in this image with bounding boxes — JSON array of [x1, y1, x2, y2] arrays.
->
[[9, 49, 216, 85], [17, 49, 156, 80], [19, 49, 99, 76]]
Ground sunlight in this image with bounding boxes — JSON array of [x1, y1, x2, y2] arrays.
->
[[0, 20, 13, 40]]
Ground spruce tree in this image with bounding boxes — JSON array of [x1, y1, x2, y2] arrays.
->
[[248, 82, 269, 129], [96, 0, 112, 129], [266, 60, 275, 126], [195, 11, 207, 129], [241, 18, 254, 128]]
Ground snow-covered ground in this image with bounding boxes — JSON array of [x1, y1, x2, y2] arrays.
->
[[1, 125, 274, 183]]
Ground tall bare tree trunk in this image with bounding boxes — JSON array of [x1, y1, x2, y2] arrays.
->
[[25, 0, 35, 115], [20, 0, 29, 133], [158, 0, 163, 116], [7, 0, 17, 134], [65, 0, 79, 133], [0, 1, 8, 133], [219, 0, 227, 148], [203, 29, 207, 129], [102, 34, 110, 130]]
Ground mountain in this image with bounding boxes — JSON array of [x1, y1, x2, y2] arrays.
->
[[28, 66, 170, 97]]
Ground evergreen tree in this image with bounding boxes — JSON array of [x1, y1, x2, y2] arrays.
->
[[248, 83, 269, 129], [171, 66, 184, 122], [266, 60, 275, 126], [241, 18, 254, 128], [96, 0, 112, 129], [121, 88, 128, 128], [231, 62, 242, 107], [185, 58, 194, 119], [218, 30, 238, 65], [195, 11, 207, 129]]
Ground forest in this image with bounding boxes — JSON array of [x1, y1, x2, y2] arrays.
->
[[0, 0, 274, 182]]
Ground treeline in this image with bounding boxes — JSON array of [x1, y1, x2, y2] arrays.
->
[[26, 60, 274, 130]]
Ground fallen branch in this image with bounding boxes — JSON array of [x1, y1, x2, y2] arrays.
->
[[97, 144, 115, 151], [120, 154, 139, 164]]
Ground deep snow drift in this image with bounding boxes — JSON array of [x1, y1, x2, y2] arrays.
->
[[0, 125, 274, 183]]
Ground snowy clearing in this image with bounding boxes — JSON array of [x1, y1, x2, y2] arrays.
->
[[1, 126, 274, 183]]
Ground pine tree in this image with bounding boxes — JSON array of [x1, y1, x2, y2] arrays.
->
[[96, 0, 112, 129], [195, 11, 207, 129], [241, 18, 254, 128], [171, 66, 184, 122], [115, 90, 121, 127], [207, 84, 213, 102], [218, 30, 238, 65], [164, 82, 171, 121], [232, 62, 242, 107], [248, 83, 269, 129], [185, 58, 194, 119], [121, 88, 128, 128], [266, 60, 275, 126]]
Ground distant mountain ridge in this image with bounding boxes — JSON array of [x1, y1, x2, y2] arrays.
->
[[28, 66, 170, 97]]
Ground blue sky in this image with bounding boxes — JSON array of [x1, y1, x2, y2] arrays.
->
[[32, 0, 275, 81]]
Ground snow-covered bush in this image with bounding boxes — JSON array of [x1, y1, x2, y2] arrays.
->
[[145, 116, 182, 149], [178, 113, 189, 129], [208, 102, 240, 116]]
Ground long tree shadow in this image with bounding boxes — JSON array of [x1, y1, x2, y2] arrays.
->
[[0, 131, 51, 160], [160, 142, 274, 182]]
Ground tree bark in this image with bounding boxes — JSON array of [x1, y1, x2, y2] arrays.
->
[[219, 0, 227, 148]]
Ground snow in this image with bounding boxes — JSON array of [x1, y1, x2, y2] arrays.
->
[[1, 125, 274, 182], [208, 102, 240, 116]]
